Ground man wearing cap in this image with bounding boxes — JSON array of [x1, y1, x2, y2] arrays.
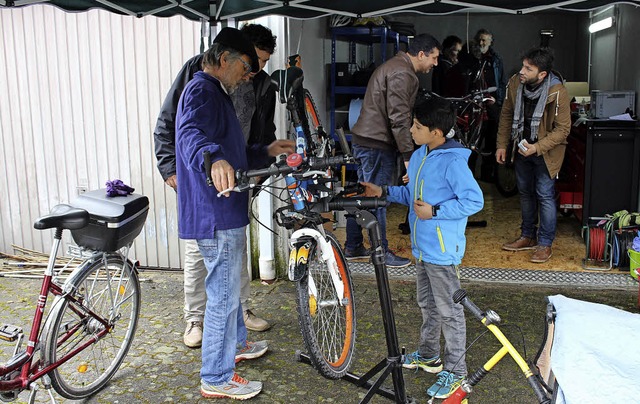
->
[[175, 27, 293, 400], [154, 24, 277, 350]]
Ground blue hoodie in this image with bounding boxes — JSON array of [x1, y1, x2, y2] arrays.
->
[[387, 140, 484, 265]]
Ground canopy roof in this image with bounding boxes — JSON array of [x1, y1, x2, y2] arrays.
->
[[2, 0, 639, 21]]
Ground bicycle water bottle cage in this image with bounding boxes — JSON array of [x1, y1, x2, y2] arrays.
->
[[271, 66, 304, 104]]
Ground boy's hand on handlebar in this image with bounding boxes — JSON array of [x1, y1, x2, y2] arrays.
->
[[211, 159, 235, 197], [267, 139, 296, 157], [361, 182, 382, 197]]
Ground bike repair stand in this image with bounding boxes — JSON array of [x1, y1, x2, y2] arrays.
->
[[299, 208, 414, 404]]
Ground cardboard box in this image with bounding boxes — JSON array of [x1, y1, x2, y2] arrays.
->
[[590, 90, 635, 118]]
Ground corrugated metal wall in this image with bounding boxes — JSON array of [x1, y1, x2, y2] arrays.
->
[[0, 5, 201, 268]]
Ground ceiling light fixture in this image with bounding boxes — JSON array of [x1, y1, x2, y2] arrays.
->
[[589, 16, 614, 33]]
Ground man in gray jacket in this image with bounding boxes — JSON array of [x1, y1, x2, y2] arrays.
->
[[346, 33, 441, 268]]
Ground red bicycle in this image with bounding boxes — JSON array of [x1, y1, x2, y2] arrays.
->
[[432, 87, 518, 198], [0, 190, 147, 402]]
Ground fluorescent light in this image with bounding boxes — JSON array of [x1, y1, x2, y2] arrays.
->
[[589, 17, 614, 33]]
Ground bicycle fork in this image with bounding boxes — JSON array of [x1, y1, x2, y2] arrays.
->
[[288, 228, 345, 304]]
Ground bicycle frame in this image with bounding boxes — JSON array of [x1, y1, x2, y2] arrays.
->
[[442, 290, 551, 404], [277, 71, 349, 305], [443, 87, 496, 152]]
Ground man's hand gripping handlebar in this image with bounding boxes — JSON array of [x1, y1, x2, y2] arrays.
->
[[203, 151, 355, 197]]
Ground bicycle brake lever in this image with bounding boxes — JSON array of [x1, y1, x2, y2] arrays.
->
[[216, 183, 254, 198], [203, 151, 214, 187]]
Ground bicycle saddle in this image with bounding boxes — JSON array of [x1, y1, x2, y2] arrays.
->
[[270, 66, 304, 104], [34, 204, 89, 230]]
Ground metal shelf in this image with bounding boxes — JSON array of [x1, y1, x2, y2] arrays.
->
[[329, 26, 409, 143]]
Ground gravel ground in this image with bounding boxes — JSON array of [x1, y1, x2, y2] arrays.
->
[[0, 269, 636, 404]]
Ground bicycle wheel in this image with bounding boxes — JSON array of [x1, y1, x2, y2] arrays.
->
[[43, 254, 140, 399], [295, 233, 355, 379], [304, 89, 322, 132], [495, 163, 518, 197]]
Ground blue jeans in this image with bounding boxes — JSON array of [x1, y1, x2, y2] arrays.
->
[[416, 261, 467, 376], [346, 144, 396, 251], [197, 227, 248, 385], [514, 153, 557, 246]]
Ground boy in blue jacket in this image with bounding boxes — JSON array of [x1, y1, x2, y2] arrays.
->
[[362, 96, 484, 399]]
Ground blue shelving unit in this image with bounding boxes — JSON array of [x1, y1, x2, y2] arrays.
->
[[329, 26, 409, 142]]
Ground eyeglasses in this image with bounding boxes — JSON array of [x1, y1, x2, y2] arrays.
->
[[238, 58, 252, 74]]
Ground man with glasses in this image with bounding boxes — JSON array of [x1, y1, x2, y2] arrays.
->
[[175, 27, 293, 399], [154, 24, 279, 350]]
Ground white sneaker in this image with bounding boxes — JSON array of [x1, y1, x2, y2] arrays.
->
[[183, 321, 203, 348]]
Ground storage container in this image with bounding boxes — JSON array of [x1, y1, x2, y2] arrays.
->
[[70, 189, 149, 251], [590, 90, 635, 118], [630, 249, 640, 280]]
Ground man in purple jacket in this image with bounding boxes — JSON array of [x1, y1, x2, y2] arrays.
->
[[175, 27, 293, 400]]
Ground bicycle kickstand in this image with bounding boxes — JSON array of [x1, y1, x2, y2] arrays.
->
[[28, 374, 58, 404]]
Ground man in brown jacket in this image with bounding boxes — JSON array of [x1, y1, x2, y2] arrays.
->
[[346, 33, 441, 268], [496, 47, 571, 263]]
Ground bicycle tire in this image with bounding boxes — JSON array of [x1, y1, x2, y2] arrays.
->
[[304, 89, 322, 132], [43, 254, 140, 399], [495, 163, 518, 197], [295, 232, 355, 379]]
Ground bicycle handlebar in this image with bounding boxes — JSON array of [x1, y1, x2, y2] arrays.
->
[[442, 86, 498, 103], [326, 196, 386, 211], [453, 289, 485, 321], [240, 154, 351, 181], [206, 152, 353, 196]]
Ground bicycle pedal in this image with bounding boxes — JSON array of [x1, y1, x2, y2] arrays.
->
[[0, 324, 23, 342]]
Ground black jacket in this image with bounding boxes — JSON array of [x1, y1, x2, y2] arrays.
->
[[153, 54, 276, 180]]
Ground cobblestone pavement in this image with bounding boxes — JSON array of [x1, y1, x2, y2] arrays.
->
[[0, 270, 636, 403]]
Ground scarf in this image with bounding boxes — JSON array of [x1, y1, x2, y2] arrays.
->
[[511, 74, 551, 141]]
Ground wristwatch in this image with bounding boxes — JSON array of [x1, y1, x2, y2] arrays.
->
[[432, 205, 440, 217], [380, 185, 388, 198]]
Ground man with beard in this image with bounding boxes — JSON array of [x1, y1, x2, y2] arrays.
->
[[496, 47, 570, 264], [175, 27, 294, 399], [474, 29, 506, 182]]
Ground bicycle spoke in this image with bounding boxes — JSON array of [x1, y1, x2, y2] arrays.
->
[[296, 235, 355, 379]]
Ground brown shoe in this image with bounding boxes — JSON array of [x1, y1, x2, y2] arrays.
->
[[531, 246, 552, 263], [502, 236, 537, 251], [243, 309, 271, 332]]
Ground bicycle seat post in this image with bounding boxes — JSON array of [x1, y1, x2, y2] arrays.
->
[[44, 228, 64, 278]]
